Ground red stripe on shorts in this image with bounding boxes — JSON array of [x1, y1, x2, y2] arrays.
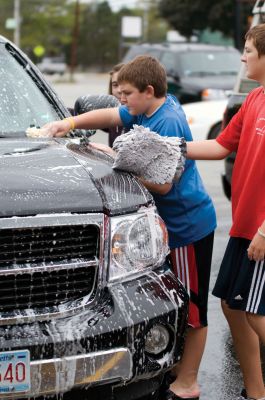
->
[[170, 245, 200, 328]]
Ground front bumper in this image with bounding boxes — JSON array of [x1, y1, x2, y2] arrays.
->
[[24, 349, 131, 398], [0, 266, 188, 399]]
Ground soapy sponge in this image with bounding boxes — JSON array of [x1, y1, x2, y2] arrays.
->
[[112, 125, 186, 184]]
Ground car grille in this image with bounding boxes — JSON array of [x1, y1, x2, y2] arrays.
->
[[0, 214, 103, 321], [0, 225, 98, 266], [0, 266, 96, 311]]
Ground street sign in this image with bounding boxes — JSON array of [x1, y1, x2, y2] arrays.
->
[[121, 16, 142, 38], [5, 18, 16, 30]]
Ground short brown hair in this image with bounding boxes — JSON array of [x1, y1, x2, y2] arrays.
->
[[245, 23, 265, 57], [117, 55, 167, 98]]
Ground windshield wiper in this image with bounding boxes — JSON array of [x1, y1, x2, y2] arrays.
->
[[0, 131, 26, 138], [3, 144, 48, 156]]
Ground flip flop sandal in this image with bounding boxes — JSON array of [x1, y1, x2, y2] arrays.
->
[[166, 389, 200, 400]]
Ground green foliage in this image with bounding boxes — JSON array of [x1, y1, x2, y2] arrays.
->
[[78, 1, 120, 71], [0, 0, 73, 61], [145, 0, 169, 43], [158, 0, 212, 38], [158, 0, 254, 44], [0, 0, 15, 41], [0, 0, 172, 70], [21, 0, 74, 60]]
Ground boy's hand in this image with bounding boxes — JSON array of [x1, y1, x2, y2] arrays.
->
[[42, 119, 72, 137], [247, 232, 265, 261], [89, 142, 116, 157]]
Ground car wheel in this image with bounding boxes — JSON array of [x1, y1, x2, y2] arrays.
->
[[208, 122, 222, 139]]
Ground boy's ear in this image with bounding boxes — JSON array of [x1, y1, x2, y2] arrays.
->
[[145, 85, 155, 96]]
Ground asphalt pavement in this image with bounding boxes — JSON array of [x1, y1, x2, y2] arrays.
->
[[46, 71, 259, 400]]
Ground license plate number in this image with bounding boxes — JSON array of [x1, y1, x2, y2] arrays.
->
[[0, 350, 30, 394]]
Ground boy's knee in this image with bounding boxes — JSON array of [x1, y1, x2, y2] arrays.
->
[[246, 312, 265, 327], [221, 299, 229, 315]]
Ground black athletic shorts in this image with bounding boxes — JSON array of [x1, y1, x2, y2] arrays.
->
[[170, 231, 214, 328], [213, 237, 265, 315]]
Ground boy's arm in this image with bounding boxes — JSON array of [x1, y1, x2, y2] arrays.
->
[[43, 108, 122, 137], [187, 139, 230, 160], [141, 139, 230, 193]]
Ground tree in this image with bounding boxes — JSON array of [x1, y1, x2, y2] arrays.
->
[[0, 0, 73, 61], [78, 1, 119, 71], [21, 0, 73, 60], [158, 0, 255, 46], [158, 0, 212, 39]]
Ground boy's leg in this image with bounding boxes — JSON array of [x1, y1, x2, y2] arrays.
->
[[222, 301, 265, 399], [247, 313, 265, 344], [170, 326, 206, 396], [169, 232, 214, 397]]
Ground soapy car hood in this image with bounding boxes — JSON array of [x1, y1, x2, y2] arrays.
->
[[0, 138, 152, 217]]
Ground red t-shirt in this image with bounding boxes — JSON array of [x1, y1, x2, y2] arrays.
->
[[217, 86, 265, 240]]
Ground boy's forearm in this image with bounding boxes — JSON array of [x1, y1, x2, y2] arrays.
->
[[73, 108, 122, 130], [187, 139, 230, 160]]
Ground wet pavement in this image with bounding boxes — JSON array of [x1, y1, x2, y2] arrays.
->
[[48, 72, 264, 400], [196, 160, 239, 400]]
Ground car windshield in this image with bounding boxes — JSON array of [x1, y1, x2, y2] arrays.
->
[[0, 43, 60, 136], [179, 50, 241, 77]]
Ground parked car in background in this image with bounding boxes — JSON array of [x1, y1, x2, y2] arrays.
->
[[182, 99, 227, 141], [0, 35, 189, 400], [122, 42, 241, 104], [221, 0, 264, 200], [37, 56, 67, 75]]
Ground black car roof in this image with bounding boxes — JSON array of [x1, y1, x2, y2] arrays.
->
[[131, 42, 238, 53], [122, 41, 240, 62]]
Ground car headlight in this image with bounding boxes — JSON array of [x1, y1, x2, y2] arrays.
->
[[202, 88, 228, 101], [145, 324, 170, 355], [109, 207, 169, 281]]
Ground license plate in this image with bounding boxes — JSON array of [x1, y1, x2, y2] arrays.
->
[[0, 350, 30, 394]]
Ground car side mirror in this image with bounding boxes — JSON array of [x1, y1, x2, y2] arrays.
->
[[74, 94, 119, 115], [70, 94, 120, 142]]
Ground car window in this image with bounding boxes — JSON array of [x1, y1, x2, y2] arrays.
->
[[0, 44, 59, 134], [160, 51, 178, 75], [145, 48, 162, 59], [122, 45, 161, 62], [178, 50, 241, 77], [122, 45, 145, 62]]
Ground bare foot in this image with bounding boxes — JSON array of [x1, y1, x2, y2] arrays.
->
[[169, 379, 200, 398]]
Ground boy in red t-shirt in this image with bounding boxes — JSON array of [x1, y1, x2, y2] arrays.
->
[[185, 24, 265, 400]]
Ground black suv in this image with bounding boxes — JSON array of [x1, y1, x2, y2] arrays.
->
[[122, 42, 241, 104], [221, 0, 265, 200], [0, 36, 188, 399]]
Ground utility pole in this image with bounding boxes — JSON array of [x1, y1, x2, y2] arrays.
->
[[14, 0, 20, 47], [142, 0, 149, 42], [70, 0, 80, 80], [234, 0, 242, 50]]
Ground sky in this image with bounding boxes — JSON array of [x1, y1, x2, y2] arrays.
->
[[107, 0, 138, 11], [79, 0, 139, 12]]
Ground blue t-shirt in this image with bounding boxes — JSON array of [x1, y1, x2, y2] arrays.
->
[[119, 94, 216, 248]]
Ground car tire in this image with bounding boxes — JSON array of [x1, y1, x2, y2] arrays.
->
[[208, 122, 222, 139]]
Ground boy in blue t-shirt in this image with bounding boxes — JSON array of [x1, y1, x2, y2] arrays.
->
[[44, 55, 216, 400]]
